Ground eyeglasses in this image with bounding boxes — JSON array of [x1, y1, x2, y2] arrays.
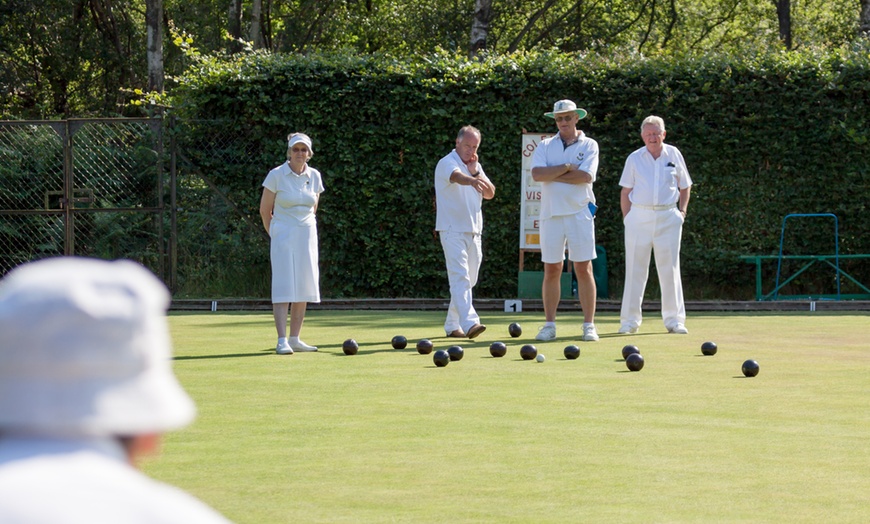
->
[[290, 147, 309, 153], [554, 115, 575, 122]]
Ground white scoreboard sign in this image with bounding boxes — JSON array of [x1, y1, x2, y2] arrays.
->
[[519, 133, 553, 250]]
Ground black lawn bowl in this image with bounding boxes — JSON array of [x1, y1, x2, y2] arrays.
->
[[742, 359, 760, 377], [447, 345, 464, 361], [489, 341, 507, 358], [433, 350, 450, 367], [625, 353, 645, 372], [391, 335, 408, 350], [520, 344, 538, 360], [416, 339, 434, 355], [622, 344, 640, 360], [342, 339, 359, 356], [701, 341, 718, 356], [508, 322, 522, 338], [563, 345, 581, 360]]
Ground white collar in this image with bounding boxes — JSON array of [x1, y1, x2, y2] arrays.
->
[[0, 435, 127, 463], [560, 130, 585, 148], [286, 162, 309, 177]]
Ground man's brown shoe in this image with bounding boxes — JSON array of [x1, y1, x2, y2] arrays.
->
[[467, 324, 487, 339], [448, 329, 466, 338]]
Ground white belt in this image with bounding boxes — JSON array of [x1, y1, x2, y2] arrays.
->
[[632, 203, 677, 211]]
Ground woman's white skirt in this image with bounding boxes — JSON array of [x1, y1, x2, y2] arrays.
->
[[269, 220, 320, 303]]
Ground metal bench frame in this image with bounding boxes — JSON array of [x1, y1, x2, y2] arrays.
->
[[740, 214, 870, 301]]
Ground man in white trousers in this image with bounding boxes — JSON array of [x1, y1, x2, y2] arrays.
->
[[435, 125, 496, 339], [619, 115, 693, 334], [531, 99, 600, 342]]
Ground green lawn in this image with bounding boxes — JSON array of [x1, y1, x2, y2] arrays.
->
[[144, 311, 870, 523]]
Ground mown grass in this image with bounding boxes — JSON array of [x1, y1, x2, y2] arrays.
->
[[144, 310, 870, 523]]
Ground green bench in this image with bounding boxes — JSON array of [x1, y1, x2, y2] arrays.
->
[[739, 254, 870, 301]]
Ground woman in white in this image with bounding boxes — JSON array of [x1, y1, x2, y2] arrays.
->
[[259, 133, 324, 354]]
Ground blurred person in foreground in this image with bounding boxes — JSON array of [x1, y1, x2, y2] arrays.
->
[[260, 132, 325, 354], [434, 125, 496, 339], [618, 115, 692, 335], [0, 257, 233, 523]]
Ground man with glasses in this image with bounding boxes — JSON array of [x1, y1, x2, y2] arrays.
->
[[530, 100, 600, 342], [435, 125, 496, 339], [618, 115, 692, 335]]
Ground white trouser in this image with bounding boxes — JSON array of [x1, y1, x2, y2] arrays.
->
[[620, 207, 686, 330], [440, 231, 482, 334]]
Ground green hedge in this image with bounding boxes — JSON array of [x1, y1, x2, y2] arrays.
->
[[167, 47, 870, 300]]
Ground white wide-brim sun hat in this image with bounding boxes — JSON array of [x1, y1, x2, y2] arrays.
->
[[0, 257, 196, 437], [544, 99, 588, 120]]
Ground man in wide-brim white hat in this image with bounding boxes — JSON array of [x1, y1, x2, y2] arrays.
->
[[530, 99, 601, 343], [0, 257, 232, 523]]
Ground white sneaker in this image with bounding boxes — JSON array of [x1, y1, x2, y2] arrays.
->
[[618, 324, 638, 334], [289, 339, 318, 352], [668, 323, 689, 335], [535, 325, 556, 341], [276, 341, 294, 355], [581, 324, 599, 342]]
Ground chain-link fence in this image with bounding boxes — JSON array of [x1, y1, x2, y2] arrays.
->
[[169, 118, 271, 298], [1, 118, 274, 297], [0, 119, 166, 280], [0, 122, 65, 272]]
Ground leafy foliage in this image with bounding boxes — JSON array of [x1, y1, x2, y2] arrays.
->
[[166, 46, 870, 299], [2, 0, 868, 118], [0, 0, 145, 118]]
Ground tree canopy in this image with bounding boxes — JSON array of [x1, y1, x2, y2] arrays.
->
[[0, 0, 868, 119]]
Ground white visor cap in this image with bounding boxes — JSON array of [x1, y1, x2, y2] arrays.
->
[[288, 133, 313, 153]]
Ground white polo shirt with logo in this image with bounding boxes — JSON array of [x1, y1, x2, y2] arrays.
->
[[531, 132, 599, 220]]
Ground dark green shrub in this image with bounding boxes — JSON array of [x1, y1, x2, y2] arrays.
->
[[167, 47, 870, 299]]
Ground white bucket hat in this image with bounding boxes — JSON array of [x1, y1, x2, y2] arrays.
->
[[0, 257, 196, 437], [544, 99, 587, 120]]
